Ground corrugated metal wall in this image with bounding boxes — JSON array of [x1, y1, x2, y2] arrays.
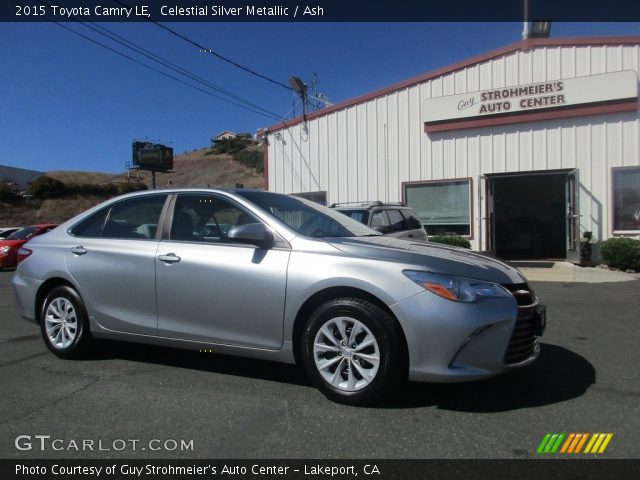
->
[[267, 43, 640, 249]]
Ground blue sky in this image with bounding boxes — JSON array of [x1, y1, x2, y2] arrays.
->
[[1, 22, 638, 174]]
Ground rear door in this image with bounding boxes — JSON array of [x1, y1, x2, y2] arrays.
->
[[155, 193, 290, 349], [65, 194, 168, 335]]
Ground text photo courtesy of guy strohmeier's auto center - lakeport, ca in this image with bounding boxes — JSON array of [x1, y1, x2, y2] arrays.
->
[[1, 1, 640, 479]]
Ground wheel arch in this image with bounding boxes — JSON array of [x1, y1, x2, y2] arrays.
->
[[291, 286, 409, 368], [35, 277, 78, 323]]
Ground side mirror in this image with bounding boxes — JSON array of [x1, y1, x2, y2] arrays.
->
[[227, 223, 274, 249]]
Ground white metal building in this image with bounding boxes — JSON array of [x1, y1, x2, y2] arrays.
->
[[260, 36, 640, 261]]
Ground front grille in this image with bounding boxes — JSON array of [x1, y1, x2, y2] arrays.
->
[[502, 283, 537, 364]]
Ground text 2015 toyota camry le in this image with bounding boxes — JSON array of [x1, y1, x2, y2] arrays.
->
[[12, 189, 546, 405]]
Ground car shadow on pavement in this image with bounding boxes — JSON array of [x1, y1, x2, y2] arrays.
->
[[90, 341, 592, 410], [383, 343, 596, 411], [92, 340, 312, 387]]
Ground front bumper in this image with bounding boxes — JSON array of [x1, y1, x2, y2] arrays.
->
[[391, 289, 542, 383]]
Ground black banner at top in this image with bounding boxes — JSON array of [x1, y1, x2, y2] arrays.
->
[[3, 0, 640, 22]]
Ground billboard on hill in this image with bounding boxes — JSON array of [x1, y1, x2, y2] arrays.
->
[[132, 142, 173, 172]]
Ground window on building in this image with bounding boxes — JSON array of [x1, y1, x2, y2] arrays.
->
[[613, 167, 640, 232], [404, 180, 471, 236]]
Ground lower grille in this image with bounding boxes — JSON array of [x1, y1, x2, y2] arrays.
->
[[502, 283, 537, 364]]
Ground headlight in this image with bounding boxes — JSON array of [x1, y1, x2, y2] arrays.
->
[[403, 270, 512, 303], [0, 246, 10, 257]]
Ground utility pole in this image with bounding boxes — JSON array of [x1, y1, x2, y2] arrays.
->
[[312, 73, 318, 111], [522, 0, 529, 40]]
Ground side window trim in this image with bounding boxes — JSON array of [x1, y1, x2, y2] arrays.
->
[[159, 194, 177, 241]]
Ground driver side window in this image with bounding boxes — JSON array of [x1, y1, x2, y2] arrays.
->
[[171, 194, 260, 243]]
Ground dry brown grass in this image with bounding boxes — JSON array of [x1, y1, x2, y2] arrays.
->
[[47, 171, 117, 185], [136, 147, 264, 189], [0, 195, 107, 227]]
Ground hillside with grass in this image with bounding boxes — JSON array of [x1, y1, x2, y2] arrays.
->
[[0, 141, 265, 227]]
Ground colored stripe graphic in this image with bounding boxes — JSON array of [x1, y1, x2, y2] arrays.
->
[[537, 433, 565, 454], [584, 433, 614, 454], [539, 433, 613, 454]]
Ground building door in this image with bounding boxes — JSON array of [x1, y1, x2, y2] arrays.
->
[[485, 170, 574, 260], [566, 170, 580, 264]]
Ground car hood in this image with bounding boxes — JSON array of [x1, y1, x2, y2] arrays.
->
[[328, 236, 527, 284]]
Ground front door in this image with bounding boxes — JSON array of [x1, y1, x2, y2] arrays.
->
[[155, 193, 290, 349], [566, 170, 581, 264]]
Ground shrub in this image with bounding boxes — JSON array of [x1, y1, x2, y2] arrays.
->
[[28, 176, 67, 199], [0, 181, 20, 203], [600, 237, 640, 271], [212, 137, 254, 155], [234, 149, 263, 174], [429, 234, 471, 249], [211, 137, 263, 173]]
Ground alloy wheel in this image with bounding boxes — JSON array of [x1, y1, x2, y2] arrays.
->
[[313, 316, 380, 392]]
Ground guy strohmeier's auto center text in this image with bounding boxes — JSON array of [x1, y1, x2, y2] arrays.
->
[[16, 463, 379, 477], [15, 4, 325, 19]]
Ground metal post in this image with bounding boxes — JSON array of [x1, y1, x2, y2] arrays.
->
[[152, 171, 156, 190], [522, 0, 529, 40]]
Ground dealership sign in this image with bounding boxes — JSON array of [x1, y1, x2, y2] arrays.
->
[[423, 70, 638, 124]]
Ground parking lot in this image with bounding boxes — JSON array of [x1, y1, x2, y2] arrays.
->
[[1, 270, 639, 459]]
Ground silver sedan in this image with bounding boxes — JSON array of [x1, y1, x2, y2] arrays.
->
[[12, 189, 545, 405]]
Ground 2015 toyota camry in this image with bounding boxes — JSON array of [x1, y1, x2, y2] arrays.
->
[[12, 189, 545, 405]]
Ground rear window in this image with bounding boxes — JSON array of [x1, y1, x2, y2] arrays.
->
[[70, 195, 167, 239]]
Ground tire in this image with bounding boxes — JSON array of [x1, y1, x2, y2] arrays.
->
[[40, 286, 94, 359], [301, 297, 406, 406]]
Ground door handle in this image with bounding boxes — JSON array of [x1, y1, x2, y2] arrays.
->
[[408, 234, 414, 238], [71, 246, 87, 255], [158, 253, 181, 264]]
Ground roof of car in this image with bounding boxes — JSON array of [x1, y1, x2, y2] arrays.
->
[[29, 224, 59, 228], [331, 202, 410, 210]]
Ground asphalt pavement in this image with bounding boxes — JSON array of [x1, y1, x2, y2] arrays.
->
[[1, 270, 639, 459]]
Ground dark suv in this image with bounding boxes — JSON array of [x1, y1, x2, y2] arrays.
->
[[331, 202, 428, 242]]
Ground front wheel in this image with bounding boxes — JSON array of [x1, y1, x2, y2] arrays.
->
[[40, 286, 93, 359], [301, 298, 406, 406]]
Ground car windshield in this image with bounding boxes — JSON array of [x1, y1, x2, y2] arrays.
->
[[7, 226, 38, 240], [236, 191, 381, 238]]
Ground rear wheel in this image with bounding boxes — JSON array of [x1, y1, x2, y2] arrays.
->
[[40, 286, 93, 359], [301, 298, 406, 406]]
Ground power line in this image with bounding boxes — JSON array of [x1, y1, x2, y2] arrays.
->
[[113, 0, 292, 91], [52, 22, 282, 121], [80, 22, 282, 119]]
